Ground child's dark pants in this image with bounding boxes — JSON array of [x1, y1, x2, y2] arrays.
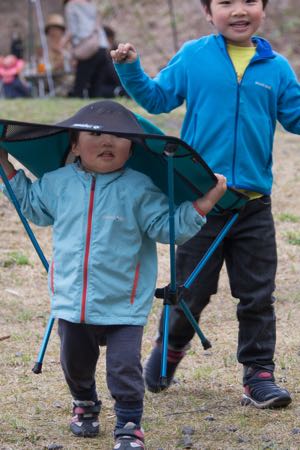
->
[[157, 196, 277, 381], [58, 320, 144, 428]]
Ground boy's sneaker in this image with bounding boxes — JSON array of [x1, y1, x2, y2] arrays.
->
[[70, 400, 101, 437], [114, 422, 145, 449], [143, 344, 185, 393], [241, 368, 292, 409]]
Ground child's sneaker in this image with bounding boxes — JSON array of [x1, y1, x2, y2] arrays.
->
[[143, 344, 185, 393], [70, 400, 101, 437], [113, 422, 145, 449], [241, 368, 292, 409]]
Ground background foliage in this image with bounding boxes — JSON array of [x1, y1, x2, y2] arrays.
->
[[0, 0, 299, 76]]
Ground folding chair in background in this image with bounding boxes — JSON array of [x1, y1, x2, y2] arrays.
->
[[0, 110, 248, 386]]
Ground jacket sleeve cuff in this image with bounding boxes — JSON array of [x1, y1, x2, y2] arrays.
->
[[114, 57, 142, 76], [7, 169, 18, 180], [192, 201, 206, 217]]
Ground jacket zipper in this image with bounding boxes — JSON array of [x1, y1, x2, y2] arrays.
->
[[218, 36, 272, 188], [225, 49, 252, 186], [232, 82, 241, 186], [80, 177, 96, 323]]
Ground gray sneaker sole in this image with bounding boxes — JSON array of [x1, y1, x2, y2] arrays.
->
[[241, 393, 292, 409]]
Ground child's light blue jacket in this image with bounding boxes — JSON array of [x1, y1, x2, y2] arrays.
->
[[115, 34, 300, 195], [5, 164, 205, 325]]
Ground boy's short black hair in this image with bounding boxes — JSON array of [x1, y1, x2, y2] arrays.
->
[[69, 129, 80, 147], [200, 0, 268, 12]]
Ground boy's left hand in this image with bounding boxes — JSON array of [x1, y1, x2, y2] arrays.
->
[[195, 173, 227, 216], [111, 43, 138, 64]]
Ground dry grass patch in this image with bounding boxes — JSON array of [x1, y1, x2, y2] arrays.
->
[[0, 102, 299, 449]]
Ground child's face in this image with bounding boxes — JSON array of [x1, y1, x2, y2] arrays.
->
[[47, 27, 64, 42], [71, 132, 132, 173], [205, 0, 265, 47]]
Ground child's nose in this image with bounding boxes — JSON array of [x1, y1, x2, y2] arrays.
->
[[100, 134, 114, 144], [232, 3, 247, 16]]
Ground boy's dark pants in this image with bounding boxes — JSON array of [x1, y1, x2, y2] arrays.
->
[[58, 320, 145, 427], [158, 196, 277, 382]]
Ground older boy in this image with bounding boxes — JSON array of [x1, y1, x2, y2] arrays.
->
[[111, 0, 300, 408], [0, 100, 226, 450]]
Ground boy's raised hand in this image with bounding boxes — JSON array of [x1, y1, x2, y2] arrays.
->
[[195, 174, 227, 216], [111, 43, 138, 64]]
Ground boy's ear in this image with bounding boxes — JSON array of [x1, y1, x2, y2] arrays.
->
[[203, 6, 213, 24], [71, 142, 80, 157]]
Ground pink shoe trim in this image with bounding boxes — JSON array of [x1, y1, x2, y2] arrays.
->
[[257, 371, 272, 379], [167, 349, 185, 363]]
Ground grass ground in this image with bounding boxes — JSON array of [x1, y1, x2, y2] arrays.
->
[[0, 99, 299, 450]]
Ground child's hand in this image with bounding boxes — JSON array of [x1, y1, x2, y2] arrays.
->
[[111, 43, 138, 64], [0, 147, 9, 164], [195, 174, 227, 216], [211, 173, 227, 199], [0, 148, 16, 178]]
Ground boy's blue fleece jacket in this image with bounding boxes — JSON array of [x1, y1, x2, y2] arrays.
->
[[115, 34, 300, 195]]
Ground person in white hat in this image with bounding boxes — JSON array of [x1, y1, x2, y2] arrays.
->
[[43, 13, 74, 96]]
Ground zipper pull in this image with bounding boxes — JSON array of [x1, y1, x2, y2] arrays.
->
[[91, 176, 96, 191]]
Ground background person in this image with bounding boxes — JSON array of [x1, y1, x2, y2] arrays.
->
[[112, 0, 300, 409], [0, 54, 30, 98], [43, 13, 74, 96], [10, 26, 25, 60], [63, 0, 124, 98]]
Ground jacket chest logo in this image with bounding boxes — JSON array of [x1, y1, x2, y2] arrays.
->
[[255, 81, 272, 90]]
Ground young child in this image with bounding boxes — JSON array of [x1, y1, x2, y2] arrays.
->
[[111, 0, 300, 408], [0, 54, 30, 99], [0, 100, 226, 449]]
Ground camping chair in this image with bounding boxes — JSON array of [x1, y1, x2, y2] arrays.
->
[[0, 108, 248, 386]]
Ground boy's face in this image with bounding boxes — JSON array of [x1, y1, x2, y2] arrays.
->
[[204, 0, 265, 47], [72, 132, 132, 173]]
